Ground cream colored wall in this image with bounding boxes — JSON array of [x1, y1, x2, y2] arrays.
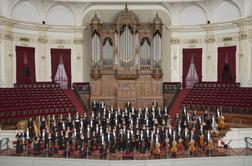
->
[[162, 27, 171, 82], [0, 17, 252, 87], [169, 21, 252, 87], [0, 0, 252, 87], [0, 18, 85, 87]]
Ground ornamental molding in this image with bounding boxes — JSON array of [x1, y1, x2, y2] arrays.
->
[[239, 32, 248, 40], [73, 38, 83, 44], [37, 36, 48, 44], [205, 37, 215, 44], [55, 39, 67, 45], [20, 37, 30, 42], [4, 33, 13, 41], [170, 37, 180, 44], [187, 39, 198, 44]]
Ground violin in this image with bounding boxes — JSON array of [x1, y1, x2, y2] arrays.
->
[[152, 143, 161, 155], [170, 141, 177, 153]]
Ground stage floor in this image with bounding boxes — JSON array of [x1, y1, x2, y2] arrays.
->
[[0, 147, 251, 160]]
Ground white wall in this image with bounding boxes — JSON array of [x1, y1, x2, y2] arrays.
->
[[213, 1, 240, 23], [0, 0, 252, 87], [0, 0, 3, 16], [45, 5, 75, 25], [11, 1, 40, 23], [179, 5, 207, 25]]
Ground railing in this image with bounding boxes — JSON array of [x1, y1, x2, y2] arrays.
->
[[163, 82, 181, 113], [140, 65, 151, 71], [72, 82, 90, 111], [163, 82, 181, 93], [245, 137, 252, 155], [0, 138, 9, 150], [102, 65, 113, 71], [1, 138, 251, 159], [73, 82, 90, 93]]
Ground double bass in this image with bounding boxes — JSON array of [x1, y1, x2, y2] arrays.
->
[[188, 139, 196, 156], [199, 134, 205, 149]]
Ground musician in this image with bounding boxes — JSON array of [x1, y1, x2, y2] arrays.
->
[[24, 127, 32, 143], [15, 101, 222, 158], [15, 129, 23, 154], [33, 134, 40, 154], [27, 118, 34, 134], [40, 116, 46, 132], [64, 142, 70, 158]]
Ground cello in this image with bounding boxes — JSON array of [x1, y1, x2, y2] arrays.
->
[[188, 139, 196, 156]]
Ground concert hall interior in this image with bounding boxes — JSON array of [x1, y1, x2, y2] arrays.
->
[[0, 0, 252, 166]]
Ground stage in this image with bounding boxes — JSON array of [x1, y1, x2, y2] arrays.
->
[[0, 155, 251, 166]]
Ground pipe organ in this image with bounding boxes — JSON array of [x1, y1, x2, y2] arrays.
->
[[90, 5, 163, 107]]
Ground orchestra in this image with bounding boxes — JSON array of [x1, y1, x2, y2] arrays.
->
[[15, 101, 224, 159]]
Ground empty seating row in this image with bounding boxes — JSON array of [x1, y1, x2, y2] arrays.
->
[[14, 82, 60, 88], [183, 82, 252, 114], [0, 83, 76, 124], [194, 82, 240, 88]]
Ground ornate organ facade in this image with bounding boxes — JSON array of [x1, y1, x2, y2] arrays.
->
[[90, 5, 163, 107]]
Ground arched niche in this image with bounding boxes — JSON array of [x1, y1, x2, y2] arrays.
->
[[11, 1, 40, 23], [82, 9, 171, 26], [213, 1, 240, 23], [249, 2, 252, 16], [45, 5, 75, 25], [179, 5, 207, 25]]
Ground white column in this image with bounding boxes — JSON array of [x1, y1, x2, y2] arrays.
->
[[237, 22, 249, 87], [37, 27, 49, 82], [0, 39, 3, 87], [73, 35, 84, 82], [3, 22, 15, 87], [204, 27, 216, 81], [170, 32, 181, 82]]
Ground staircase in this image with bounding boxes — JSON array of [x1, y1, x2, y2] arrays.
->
[[64, 89, 85, 116], [168, 89, 190, 124]]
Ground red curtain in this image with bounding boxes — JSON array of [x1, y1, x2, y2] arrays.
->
[[182, 48, 202, 88], [16, 46, 36, 84], [51, 48, 71, 88], [218, 46, 236, 83]]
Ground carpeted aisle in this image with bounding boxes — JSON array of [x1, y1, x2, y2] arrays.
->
[[169, 89, 190, 125], [64, 89, 84, 116]]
